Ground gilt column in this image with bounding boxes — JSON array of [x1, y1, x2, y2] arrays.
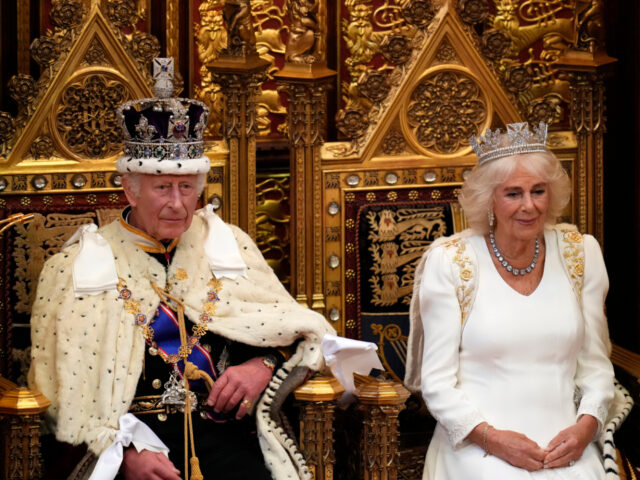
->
[[295, 375, 345, 480], [556, 21, 615, 244], [0, 378, 51, 480], [353, 374, 410, 480], [207, 1, 269, 239], [275, 0, 336, 311]]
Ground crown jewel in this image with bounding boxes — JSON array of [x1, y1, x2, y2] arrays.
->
[[116, 58, 210, 175], [469, 122, 548, 165]]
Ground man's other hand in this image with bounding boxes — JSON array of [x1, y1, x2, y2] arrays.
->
[[206, 356, 273, 419]]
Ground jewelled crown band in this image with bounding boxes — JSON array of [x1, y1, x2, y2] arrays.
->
[[469, 122, 549, 165]]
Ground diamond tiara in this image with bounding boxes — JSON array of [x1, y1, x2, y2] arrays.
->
[[469, 122, 548, 165]]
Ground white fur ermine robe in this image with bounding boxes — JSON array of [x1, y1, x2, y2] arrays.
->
[[29, 211, 335, 480]]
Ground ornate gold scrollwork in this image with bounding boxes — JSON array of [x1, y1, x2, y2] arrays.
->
[[256, 175, 291, 287], [404, 68, 489, 155], [13, 213, 97, 314], [196, 0, 287, 137], [52, 72, 133, 159]]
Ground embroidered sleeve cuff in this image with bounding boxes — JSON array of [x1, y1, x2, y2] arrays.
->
[[446, 411, 485, 448], [577, 402, 608, 437]]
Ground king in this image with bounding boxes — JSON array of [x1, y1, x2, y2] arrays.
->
[[29, 58, 334, 480]]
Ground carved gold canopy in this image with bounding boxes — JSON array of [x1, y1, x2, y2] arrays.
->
[[0, 0, 613, 344]]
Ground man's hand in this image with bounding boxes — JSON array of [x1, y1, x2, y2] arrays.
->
[[543, 415, 598, 469], [206, 356, 273, 419], [468, 423, 546, 471], [122, 448, 181, 480]]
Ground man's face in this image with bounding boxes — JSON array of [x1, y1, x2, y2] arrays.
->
[[123, 174, 200, 241]]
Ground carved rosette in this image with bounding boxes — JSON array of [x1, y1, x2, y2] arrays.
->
[[29, 136, 55, 160], [8, 75, 36, 107], [381, 131, 406, 155], [0, 112, 16, 144], [504, 65, 533, 93], [358, 71, 391, 104], [336, 108, 369, 140], [106, 0, 139, 29], [528, 94, 563, 125], [406, 70, 488, 154], [380, 35, 411, 66], [131, 32, 161, 65], [457, 0, 489, 24], [50, 0, 84, 29], [435, 39, 459, 64], [481, 29, 512, 60], [401, 1, 435, 29], [30, 35, 59, 67], [55, 74, 129, 158], [83, 39, 107, 66]]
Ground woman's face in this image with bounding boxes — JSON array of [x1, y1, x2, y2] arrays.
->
[[492, 164, 549, 242]]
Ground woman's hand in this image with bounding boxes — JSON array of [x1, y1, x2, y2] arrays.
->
[[543, 415, 598, 469], [206, 356, 273, 419], [468, 423, 546, 471], [122, 448, 181, 480]]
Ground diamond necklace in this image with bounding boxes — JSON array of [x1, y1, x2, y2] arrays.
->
[[489, 232, 540, 276]]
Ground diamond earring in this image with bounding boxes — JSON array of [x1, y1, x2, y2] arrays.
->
[[488, 209, 495, 230]]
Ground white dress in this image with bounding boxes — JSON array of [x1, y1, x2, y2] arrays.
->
[[418, 229, 614, 480]]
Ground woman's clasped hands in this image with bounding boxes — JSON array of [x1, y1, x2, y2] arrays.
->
[[472, 415, 598, 471]]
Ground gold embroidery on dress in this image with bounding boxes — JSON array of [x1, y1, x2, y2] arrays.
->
[[557, 226, 585, 302], [444, 236, 475, 324]]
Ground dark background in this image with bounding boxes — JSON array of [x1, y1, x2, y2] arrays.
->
[[603, 0, 640, 352]]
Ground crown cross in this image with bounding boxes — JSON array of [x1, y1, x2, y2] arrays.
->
[[470, 122, 548, 165]]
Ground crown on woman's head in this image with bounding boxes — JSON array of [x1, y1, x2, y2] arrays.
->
[[469, 122, 548, 165], [116, 58, 210, 175]]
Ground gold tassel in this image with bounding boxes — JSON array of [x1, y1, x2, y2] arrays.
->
[[190, 457, 204, 480]]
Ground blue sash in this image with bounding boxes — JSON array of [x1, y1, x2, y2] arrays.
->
[[152, 303, 217, 392]]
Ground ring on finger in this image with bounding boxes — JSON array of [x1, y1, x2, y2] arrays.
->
[[242, 398, 252, 409], [569, 460, 575, 467]]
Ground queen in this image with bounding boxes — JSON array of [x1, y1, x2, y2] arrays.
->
[[405, 122, 617, 479]]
